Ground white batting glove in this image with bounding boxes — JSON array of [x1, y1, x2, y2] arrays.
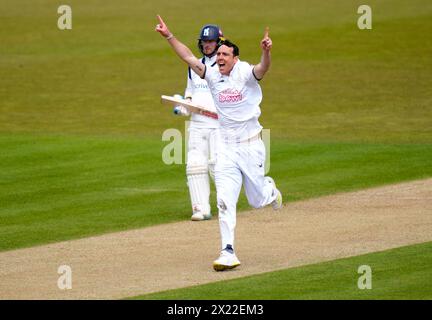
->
[[172, 94, 190, 116]]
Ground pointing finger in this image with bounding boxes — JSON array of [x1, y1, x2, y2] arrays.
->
[[157, 14, 164, 26], [264, 26, 269, 39]]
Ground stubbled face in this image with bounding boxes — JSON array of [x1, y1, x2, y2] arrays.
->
[[216, 45, 238, 75], [201, 40, 218, 56]]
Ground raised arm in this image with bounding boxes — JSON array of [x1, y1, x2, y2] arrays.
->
[[253, 27, 272, 80], [155, 15, 206, 78]]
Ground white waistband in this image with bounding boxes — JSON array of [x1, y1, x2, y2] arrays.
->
[[221, 132, 262, 145]]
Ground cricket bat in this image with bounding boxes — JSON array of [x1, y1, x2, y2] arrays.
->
[[161, 95, 218, 119]]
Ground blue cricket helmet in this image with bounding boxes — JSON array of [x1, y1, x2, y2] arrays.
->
[[197, 24, 224, 56]]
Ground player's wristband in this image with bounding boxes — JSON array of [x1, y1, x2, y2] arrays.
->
[[165, 33, 174, 40]]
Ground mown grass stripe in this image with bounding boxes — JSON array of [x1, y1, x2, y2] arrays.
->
[[132, 242, 432, 300]]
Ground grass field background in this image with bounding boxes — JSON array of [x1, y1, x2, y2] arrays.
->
[[1, 0, 431, 140], [133, 241, 432, 300], [0, 0, 431, 299], [1, 135, 431, 251]]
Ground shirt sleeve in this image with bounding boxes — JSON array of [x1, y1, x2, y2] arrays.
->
[[244, 62, 260, 84], [184, 68, 193, 99], [203, 64, 215, 89]]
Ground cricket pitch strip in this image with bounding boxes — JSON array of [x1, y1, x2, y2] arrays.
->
[[1, 178, 431, 299]]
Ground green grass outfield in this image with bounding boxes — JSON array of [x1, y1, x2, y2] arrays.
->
[[0, 0, 431, 252], [0, 0, 431, 299], [1, 135, 431, 252], [132, 241, 432, 300], [1, 0, 431, 141]]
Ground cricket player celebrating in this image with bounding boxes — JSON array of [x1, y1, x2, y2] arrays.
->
[[155, 15, 282, 271], [178, 25, 223, 222]]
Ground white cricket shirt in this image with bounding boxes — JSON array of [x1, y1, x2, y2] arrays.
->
[[204, 60, 263, 142]]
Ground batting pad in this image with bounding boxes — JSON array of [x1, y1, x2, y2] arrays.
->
[[187, 164, 211, 215]]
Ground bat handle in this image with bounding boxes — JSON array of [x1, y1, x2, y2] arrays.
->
[[201, 110, 218, 119]]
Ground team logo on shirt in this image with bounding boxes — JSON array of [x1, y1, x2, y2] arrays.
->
[[218, 88, 243, 103]]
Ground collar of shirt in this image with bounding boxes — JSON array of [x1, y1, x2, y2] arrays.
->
[[203, 54, 217, 65]]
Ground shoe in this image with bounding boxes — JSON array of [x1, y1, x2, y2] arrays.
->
[[191, 212, 212, 221], [272, 189, 283, 210], [266, 177, 282, 210], [213, 248, 241, 271]]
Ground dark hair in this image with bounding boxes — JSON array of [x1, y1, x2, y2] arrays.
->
[[219, 39, 239, 56]]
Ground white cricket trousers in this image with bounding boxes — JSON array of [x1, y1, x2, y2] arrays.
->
[[214, 138, 275, 250]]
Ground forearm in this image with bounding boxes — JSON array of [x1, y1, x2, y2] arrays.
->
[[254, 27, 272, 80], [260, 50, 271, 73], [254, 50, 271, 80], [166, 36, 195, 65], [164, 36, 205, 77], [155, 15, 205, 77]]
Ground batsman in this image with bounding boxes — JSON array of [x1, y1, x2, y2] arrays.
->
[[156, 15, 282, 271], [178, 24, 224, 221]]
